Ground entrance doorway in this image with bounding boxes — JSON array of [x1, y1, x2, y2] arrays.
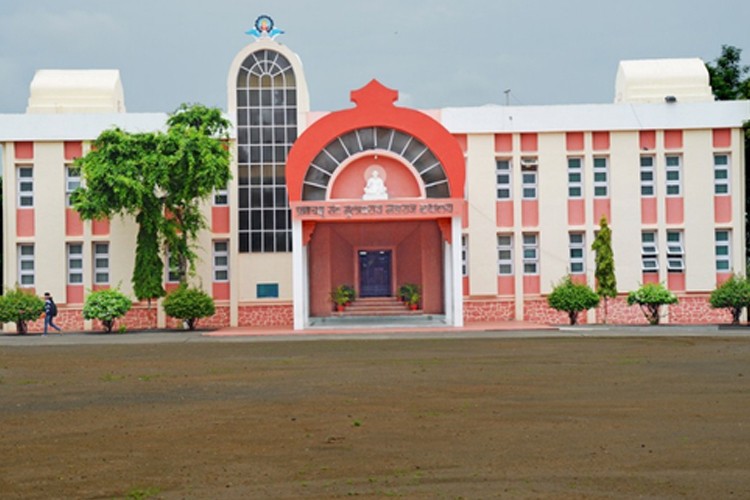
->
[[358, 250, 392, 297]]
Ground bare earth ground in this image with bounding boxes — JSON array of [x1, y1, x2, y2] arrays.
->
[[1, 335, 749, 499]]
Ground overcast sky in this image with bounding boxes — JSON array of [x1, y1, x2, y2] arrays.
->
[[1, 0, 749, 114]]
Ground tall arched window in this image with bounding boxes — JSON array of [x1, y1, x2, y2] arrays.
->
[[236, 50, 297, 252]]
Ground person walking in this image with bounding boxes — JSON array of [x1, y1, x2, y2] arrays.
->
[[43, 292, 62, 335]]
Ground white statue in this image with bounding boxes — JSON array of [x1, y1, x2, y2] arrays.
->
[[363, 170, 388, 200]]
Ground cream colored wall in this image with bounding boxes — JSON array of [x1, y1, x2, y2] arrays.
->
[[237, 253, 293, 301], [464, 134, 497, 295], [536, 133, 568, 294], [2, 144, 18, 295], [731, 128, 746, 276]]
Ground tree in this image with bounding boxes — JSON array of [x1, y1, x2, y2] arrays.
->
[[0, 288, 45, 334], [72, 104, 231, 301], [547, 276, 600, 325], [592, 216, 617, 323], [627, 283, 678, 325], [83, 288, 132, 333], [709, 274, 750, 324], [162, 285, 216, 330], [706, 45, 750, 100]]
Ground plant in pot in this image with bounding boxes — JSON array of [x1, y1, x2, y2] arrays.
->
[[406, 286, 421, 311], [330, 285, 350, 312], [341, 285, 356, 306], [398, 283, 418, 303]]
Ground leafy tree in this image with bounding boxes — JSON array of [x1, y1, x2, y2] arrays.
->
[[592, 216, 617, 323], [83, 288, 132, 333], [709, 274, 750, 324], [547, 276, 600, 325], [0, 288, 45, 334], [627, 283, 678, 325], [707, 45, 750, 100], [72, 104, 231, 301], [162, 285, 215, 331]]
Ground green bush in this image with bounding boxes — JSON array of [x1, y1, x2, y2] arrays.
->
[[162, 285, 215, 330], [627, 283, 678, 325], [0, 288, 45, 334], [709, 275, 750, 324], [83, 288, 132, 333], [547, 276, 600, 325]]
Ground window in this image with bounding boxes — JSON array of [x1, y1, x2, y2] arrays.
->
[[17, 166, 33, 207], [593, 157, 608, 197], [18, 244, 34, 287], [213, 241, 229, 281], [714, 154, 730, 196], [65, 165, 81, 207], [665, 155, 682, 196], [461, 235, 468, 277], [67, 243, 83, 284], [567, 157, 583, 198], [666, 230, 685, 272], [522, 233, 539, 275], [497, 234, 513, 275], [521, 158, 538, 199], [715, 230, 731, 272], [213, 185, 229, 206], [496, 159, 512, 199], [641, 231, 658, 272], [640, 156, 655, 197], [93, 242, 110, 285], [569, 233, 585, 274], [257, 283, 279, 298], [165, 249, 180, 283]]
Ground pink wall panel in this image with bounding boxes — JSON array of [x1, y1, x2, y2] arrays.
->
[[64, 141, 83, 160], [592, 131, 610, 151], [16, 209, 34, 237], [664, 130, 683, 149], [211, 206, 230, 234], [497, 276, 514, 295], [570, 274, 587, 285], [714, 196, 732, 224], [462, 276, 469, 296], [66, 208, 83, 236], [523, 275, 540, 295], [521, 200, 538, 227], [640, 198, 657, 225], [642, 273, 659, 285], [667, 272, 686, 292], [639, 130, 656, 150], [593, 198, 611, 224], [566, 132, 584, 151], [567, 199, 585, 226], [66, 285, 84, 305], [92, 219, 110, 235], [462, 200, 469, 228], [520, 133, 537, 152], [713, 128, 731, 148], [665, 197, 684, 225], [15, 141, 33, 159], [494, 134, 513, 153], [716, 273, 733, 287], [496, 200, 514, 227], [212, 282, 230, 301]]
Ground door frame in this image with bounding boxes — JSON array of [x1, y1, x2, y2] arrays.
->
[[354, 245, 397, 297]]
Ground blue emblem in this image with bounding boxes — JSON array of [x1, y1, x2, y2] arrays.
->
[[245, 15, 284, 39]]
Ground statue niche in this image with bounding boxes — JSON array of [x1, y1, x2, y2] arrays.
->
[[362, 167, 388, 200]]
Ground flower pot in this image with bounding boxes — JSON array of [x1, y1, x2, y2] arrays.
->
[[336, 304, 345, 312], [409, 303, 418, 311]]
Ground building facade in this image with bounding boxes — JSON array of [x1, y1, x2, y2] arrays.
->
[[2, 27, 750, 331]]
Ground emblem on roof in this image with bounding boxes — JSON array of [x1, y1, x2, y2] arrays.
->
[[245, 15, 284, 39]]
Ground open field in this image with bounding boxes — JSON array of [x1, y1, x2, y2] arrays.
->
[[1, 335, 749, 499]]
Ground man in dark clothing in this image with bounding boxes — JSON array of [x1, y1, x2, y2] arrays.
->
[[43, 292, 62, 335]]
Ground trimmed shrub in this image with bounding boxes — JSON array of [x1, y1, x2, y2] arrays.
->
[[162, 285, 215, 331], [547, 276, 600, 325], [83, 288, 132, 333], [709, 274, 750, 324], [0, 288, 45, 334], [627, 283, 678, 325]]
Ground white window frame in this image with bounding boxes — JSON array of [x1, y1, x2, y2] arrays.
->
[[714, 154, 730, 196], [666, 230, 685, 272], [521, 158, 538, 200], [715, 230, 731, 273], [213, 240, 229, 282], [569, 232, 585, 274], [593, 156, 608, 198], [665, 155, 682, 197], [18, 244, 35, 287], [461, 235, 468, 277], [17, 166, 33, 208], [567, 157, 583, 199], [65, 165, 82, 207], [67, 243, 84, 285], [93, 242, 110, 285], [641, 231, 659, 272], [640, 155, 655, 197], [496, 159, 512, 200], [522, 233, 539, 275], [497, 234, 513, 276], [165, 248, 181, 283], [213, 184, 229, 206]]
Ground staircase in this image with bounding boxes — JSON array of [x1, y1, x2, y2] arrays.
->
[[337, 296, 419, 316]]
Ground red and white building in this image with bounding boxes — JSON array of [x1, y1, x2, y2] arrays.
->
[[2, 26, 750, 331]]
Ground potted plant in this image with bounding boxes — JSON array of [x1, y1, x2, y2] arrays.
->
[[330, 285, 349, 312], [406, 286, 421, 311], [398, 283, 418, 302], [341, 285, 356, 306]]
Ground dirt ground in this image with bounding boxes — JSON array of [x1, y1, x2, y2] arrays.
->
[[1, 335, 749, 499]]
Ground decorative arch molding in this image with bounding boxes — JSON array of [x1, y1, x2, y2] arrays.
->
[[286, 80, 464, 203]]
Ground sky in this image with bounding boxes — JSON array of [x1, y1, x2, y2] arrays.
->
[[1, 0, 749, 114]]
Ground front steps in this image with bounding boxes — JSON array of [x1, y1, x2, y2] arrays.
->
[[337, 296, 419, 316], [308, 296, 447, 328]]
